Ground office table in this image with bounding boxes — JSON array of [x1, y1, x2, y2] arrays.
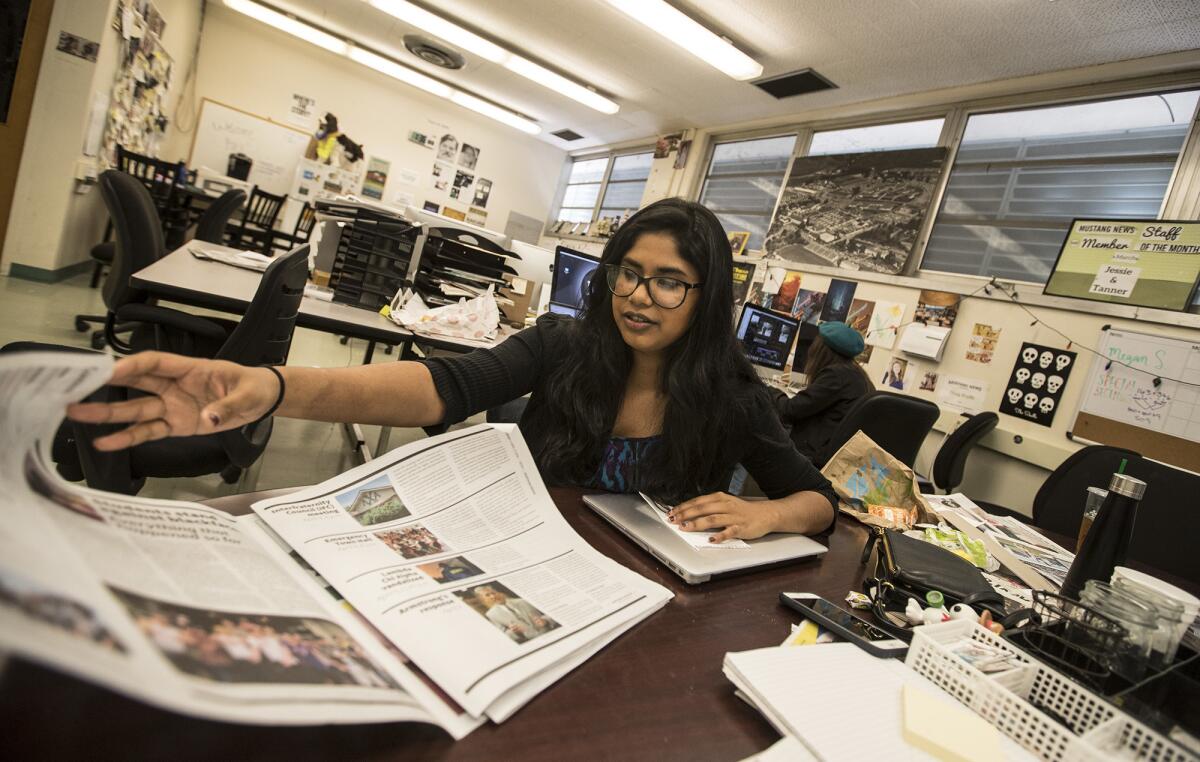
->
[[0, 487, 868, 760]]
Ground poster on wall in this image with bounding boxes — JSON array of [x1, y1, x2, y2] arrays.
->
[[361, 157, 390, 200], [820, 279, 858, 323], [458, 143, 480, 171], [472, 178, 492, 208], [731, 264, 754, 312], [914, 289, 959, 328], [467, 207, 488, 227], [966, 323, 1001, 364], [437, 135, 458, 163], [442, 206, 467, 222], [847, 298, 875, 337], [791, 289, 825, 325], [938, 376, 989, 414], [287, 93, 317, 127], [999, 343, 1076, 427], [764, 147, 947, 274], [1042, 219, 1200, 311], [770, 270, 804, 313], [864, 300, 905, 349]]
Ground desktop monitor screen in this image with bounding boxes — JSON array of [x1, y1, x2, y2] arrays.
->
[[548, 245, 600, 318], [735, 304, 800, 371]]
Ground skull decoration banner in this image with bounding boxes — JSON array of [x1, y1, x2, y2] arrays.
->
[[999, 342, 1077, 427]]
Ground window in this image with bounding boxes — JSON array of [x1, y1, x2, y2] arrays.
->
[[808, 118, 945, 156], [552, 150, 653, 229], [922, 90, 1200, 282], [699, 134, 797, 251]]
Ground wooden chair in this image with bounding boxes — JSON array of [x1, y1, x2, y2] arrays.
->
[[270, 201, 317, 255], [227, 185, 287, 254]]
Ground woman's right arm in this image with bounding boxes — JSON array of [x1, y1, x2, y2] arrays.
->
[[775, 369, 841, 423], [66, 352, 447, 451]]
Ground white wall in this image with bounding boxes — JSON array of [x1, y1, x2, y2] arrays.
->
[[166, 5, 565, 239], [3, 0, 203, 277]]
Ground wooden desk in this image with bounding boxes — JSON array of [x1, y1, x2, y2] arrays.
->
[[0, 488, 869, 760]]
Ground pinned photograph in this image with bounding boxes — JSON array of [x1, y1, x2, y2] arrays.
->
[[458, 143, 480, 171], [436, 134, 458, 163], [454, 582, 560, 644], [431, 161, 450, 191], [881, 356, 910, 390], [727, 231, 751, 256], [653, 132, 682, 159], [452, 169, 474, 191], [915, 289, 959, 328], [375, 524, 449, 560], [334, 474, 409, 526], [919, 371, 939, 392], [846, 298, 875, 337], [422, 200, 440, 214], [472, 178, 492, 208], [791, 289, 826, 325], [819, 279, 858, 323], [864, 300, 905, 349], [771, 270, 804, 314], [966, 323, 1001, 364], [56, 31, 100, 62]]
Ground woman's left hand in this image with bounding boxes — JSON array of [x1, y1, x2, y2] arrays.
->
[[668, 493, 779, 543]]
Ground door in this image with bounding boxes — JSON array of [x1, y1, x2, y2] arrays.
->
[[0, 0, 54, 265]]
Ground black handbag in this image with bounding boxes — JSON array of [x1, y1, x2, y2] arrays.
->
[[860, 526, 1008, 640]]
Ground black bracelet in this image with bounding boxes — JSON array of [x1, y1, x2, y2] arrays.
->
[[256, 365, 286, 423]]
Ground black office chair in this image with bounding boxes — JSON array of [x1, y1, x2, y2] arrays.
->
[[37, 245, 310, 495], [270, 201, 316, 255], [77, 170, 233, 356], [1025, 445, 1141, 537], [192, 188, 247, 244], [228, 185, 286, 254], [919, 411, 999, 494], [815, 390, 940, 468], [1123, 456, 1199, 583]]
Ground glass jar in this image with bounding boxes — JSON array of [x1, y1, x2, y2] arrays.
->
[[1080, 580, 1159, 678], [1112, 575, 1188, 666]]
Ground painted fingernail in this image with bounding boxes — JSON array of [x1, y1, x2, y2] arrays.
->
[[681, 521, 690, 529], [208, 412, 221, 426]]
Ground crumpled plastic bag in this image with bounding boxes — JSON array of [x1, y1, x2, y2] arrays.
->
[[819, 430, 936, 530], [387, 285, 500, 342]]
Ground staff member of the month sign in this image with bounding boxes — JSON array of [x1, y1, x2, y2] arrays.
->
[[1043, 219, 1200, 312]]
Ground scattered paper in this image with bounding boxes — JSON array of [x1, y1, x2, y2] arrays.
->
[[388, 286, 501, 342]]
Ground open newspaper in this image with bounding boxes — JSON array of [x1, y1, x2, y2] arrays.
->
[[0, 352, 671, 732]]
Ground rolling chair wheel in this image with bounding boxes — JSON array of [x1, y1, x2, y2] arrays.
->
[[339, 336, 349, 345], [90, 333, 106, 350], [384, 345, 394, 355], [75, 317, 90, 332]]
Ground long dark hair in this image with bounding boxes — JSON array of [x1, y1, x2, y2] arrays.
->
[[529, 198, 763, 501], [803, 334, 872, 386]]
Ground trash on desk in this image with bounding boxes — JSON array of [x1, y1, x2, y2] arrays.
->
[[781, 620, 836, 647], [921, 526, 993, 570], [820, 431, 936, 530], [845, 591, 871, 610], [387, 285, 500, 342]]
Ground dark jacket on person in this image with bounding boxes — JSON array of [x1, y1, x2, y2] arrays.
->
[[774, 363, 872, 466], [420, 315, 838, 521]]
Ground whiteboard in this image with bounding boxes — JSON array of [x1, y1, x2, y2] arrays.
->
[[1072, 328, 1200, 468], [188, 99, 311, 197]]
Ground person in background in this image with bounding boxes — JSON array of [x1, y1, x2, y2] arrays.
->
[[774, 322, 873, 466], [68, 199, 836, 543]]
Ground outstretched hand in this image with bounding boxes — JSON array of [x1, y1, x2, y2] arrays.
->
[[66, 351, 281, 451]]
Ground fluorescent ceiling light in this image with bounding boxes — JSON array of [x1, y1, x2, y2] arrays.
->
[[349, 47, 452, 98], [224, 0, 349, 55], [604, 0, 762, 81], [367, 0, 619, 114], [450, 92, 541, 135], [222, 0, 539, 134]]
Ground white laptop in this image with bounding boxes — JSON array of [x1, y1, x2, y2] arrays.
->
[[583, 492, 827, 584]]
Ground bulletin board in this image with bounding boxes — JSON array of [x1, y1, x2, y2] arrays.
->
[[188, 98, 310, 196], [1071, 328, 1200, 469]]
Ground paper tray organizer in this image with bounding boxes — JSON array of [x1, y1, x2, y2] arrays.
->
[[906, 620, 1191, 761]]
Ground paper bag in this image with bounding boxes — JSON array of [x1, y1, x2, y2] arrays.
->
[[819, 431, 936, 529]]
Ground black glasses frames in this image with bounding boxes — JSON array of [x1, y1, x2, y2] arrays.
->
[[603, 264, 703, 310]]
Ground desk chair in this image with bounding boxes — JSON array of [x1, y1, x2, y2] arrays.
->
[[919, 412, 999, 494], [815, 391, 940, 469], [192, 188, 246, 244], [27, 246, 310, 495], [269, 201, 316, 255], [78, 170, 233, 356], [227, 186, 286, 255]]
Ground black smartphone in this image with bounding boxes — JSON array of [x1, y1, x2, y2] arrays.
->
[[780, 592, 909, 658]]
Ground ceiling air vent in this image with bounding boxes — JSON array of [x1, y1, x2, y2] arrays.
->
[[403, 35, 465, 69], [752, 68, 837, 99], [551, 129, 584, 142]]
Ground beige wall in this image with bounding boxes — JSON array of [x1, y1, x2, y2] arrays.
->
[[2, 0, 202, 276], [165, 5, 565, 239]]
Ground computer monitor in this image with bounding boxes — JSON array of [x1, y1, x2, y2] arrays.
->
[[735, 303, 800, 371], [548, 245, 601, 318]]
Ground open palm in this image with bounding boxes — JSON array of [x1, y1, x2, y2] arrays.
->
[[67, 352, 279, 451]]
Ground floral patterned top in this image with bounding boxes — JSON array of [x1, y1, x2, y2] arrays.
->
[[584, 435, 662, 494]]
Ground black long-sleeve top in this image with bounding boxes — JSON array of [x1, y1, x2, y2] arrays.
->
[[774, 363, 873, 465], [420, 317, 838, 517]]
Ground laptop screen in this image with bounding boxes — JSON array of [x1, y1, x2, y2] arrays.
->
[[548, 246, 601, 318], [735, 303, 800, 371]]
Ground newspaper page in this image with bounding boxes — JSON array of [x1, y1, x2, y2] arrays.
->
[[252, 424, 674, 719], [0, 351, 474, 733]]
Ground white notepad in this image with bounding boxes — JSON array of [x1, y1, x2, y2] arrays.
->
[[723, 644, 1035, 761]]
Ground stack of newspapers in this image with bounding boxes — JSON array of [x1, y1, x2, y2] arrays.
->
[[0, 353, 672, 737]]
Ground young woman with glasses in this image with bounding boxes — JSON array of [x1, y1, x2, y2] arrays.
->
[[68, 199, 836, 542]]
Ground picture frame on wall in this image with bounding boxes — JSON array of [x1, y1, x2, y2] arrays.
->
[[727, 231, 751, 256]]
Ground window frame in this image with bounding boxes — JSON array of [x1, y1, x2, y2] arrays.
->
[[918, 85, 1200, 285], [696, 129, 802, 253], [547, 145, 655, 239]]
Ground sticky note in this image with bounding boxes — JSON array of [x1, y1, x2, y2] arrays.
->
[[901, 683, 1002, 762]]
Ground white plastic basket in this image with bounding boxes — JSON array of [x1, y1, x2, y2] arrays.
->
[[905, 619, 1194, 761]]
